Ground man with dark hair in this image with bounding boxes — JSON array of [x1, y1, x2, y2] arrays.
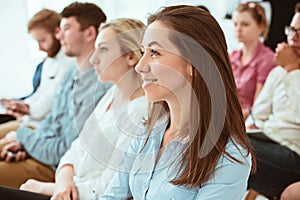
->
[[263, 0, 298, 50], [0, 2, 111, 188]]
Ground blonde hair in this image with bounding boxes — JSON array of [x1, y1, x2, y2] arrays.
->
[[235, 1, 269, 40], [99, 18, 145, 61]]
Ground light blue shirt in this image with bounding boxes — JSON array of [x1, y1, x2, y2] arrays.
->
[[16, 66, 112, 169], [100, 116, 252, 200]]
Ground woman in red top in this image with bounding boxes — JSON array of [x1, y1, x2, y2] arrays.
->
[[230, 2, 276, 119]]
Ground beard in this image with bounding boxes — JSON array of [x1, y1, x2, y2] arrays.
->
[[46, 39, 61, 58]]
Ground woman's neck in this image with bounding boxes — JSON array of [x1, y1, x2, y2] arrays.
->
[[166, 89, 191, 137], [242, 40, 259, 57], [241, 40, 259, 65]]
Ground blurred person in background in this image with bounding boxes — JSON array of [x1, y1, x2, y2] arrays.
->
[[0, 2, 110, 189], [230, 1, 276, 119], [246, 2, 300, 199], [0, 9, 75, 133]]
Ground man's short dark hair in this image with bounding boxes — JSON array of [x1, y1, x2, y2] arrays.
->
[[295, 2, 300, 13], [61, 2, 106, 34]]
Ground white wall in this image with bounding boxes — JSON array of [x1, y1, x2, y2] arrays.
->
[[0, 0, 41, 98], [0, 0, 162, 98], [0, 0, 240, 98]]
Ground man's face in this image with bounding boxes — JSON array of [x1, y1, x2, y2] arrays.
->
[[30, 28, 60, 57], [288, 12, 300, 58], [56, 16, 85, 57]]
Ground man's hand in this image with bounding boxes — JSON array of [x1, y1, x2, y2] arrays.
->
[[275, 42, 299, 72], [0, 131, 17, 144], [5, 100, 30, 119], [247, 124, 259, 129], [0, 141, 27, 162], [0, 98, 11, 107]]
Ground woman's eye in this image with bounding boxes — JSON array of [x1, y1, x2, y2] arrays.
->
[[241, 22, 249, 27], [100, 47, 108, 53], [150, 49, 160, 57]]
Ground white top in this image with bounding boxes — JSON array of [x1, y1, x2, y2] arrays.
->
[[0, 105, 5, 114], [22, 49, 75, 127], [245, 66, 300, 155], [57, 86, 148, 200]]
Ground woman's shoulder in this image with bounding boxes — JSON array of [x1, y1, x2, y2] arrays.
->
[[258, 43, 275, 56], [222, 139, 252, 165]]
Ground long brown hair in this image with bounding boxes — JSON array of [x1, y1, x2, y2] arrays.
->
[[145, 5, 256, 188]]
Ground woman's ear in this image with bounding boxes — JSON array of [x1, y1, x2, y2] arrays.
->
[[126, 52, 138, 68]]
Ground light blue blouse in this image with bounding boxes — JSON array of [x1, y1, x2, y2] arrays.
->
[[100, 116, 252, 200]]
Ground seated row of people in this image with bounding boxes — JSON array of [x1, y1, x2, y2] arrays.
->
[[0, 2, 111, 188], [230, 2, 299, 199], [0, 1, 299, 200], [0, 3, 254, 200], [20, 17, 147, 200]]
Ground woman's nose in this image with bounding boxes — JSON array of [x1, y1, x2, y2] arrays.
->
[[135, 58, 150, 73], [89, 50, 100, 65]]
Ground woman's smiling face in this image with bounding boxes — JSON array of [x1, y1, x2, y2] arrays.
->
[[135, 21, 192, 102]]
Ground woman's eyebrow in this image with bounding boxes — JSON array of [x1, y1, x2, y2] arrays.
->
[[145, 41, 164, 48]]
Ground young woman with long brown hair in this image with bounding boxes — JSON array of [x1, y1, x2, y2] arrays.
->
[[100, 5, 255, 199]]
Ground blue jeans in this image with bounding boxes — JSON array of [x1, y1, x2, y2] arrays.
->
[[248, 136, 300, 199]]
